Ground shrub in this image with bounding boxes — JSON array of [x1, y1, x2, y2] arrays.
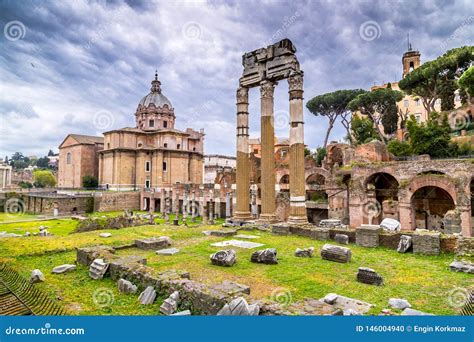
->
[[33, 170, 56, 188], [82, 175, 98, 189], [387, 140, 412, 157]]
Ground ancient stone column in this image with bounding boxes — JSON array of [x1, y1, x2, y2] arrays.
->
[[182, 189, 188, 225], [231, 184, 236, 218], [225, 192, 231, 219], [209, 197, 215, 224], [234, 87, 252, 221], [251, 187, 259, 219], [173, 187, 179, 225], [287, 71, 308, 224], [160, 189, 166, 215], [259, 80, 277, 222], [202, 190, 208, 225], [214, 184, 221, 219], [166, 190, 172, 224], [191, 189, 197, 223]]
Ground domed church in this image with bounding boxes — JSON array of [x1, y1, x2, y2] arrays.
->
[[97, 73, 205, 190]]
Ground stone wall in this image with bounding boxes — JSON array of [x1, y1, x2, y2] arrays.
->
[[285, 226, 461, 253], [94, 191, 140, 212], [25, 194, 91, 215]]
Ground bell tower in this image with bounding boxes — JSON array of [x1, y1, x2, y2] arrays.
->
[[402, 34, 421, 78]]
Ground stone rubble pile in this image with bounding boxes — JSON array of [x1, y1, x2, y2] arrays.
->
[[320, 244, 351, 263], [294, 247, 314, 257], [210, 250, 237, 267], [250, 248, 278, 264]]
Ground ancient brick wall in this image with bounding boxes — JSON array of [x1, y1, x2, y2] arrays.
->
[[94, 191, 140, 212]]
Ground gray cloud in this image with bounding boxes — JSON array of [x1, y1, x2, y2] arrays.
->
[[0, 0, 472, 157]]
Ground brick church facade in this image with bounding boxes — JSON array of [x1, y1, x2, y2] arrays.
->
[[58, 73, 205, 190]]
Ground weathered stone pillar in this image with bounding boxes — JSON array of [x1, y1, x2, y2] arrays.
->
[[209, 197, 215, 224], [199, 186, 205, 219], [182, 188, 188, 225], [251, 186, 259, 219], [234, 87, 252, 221], [173, 187, 179, 225], [191, 189, 197, 223], [287, 71, 307, 224], [225, 191, 231, 219], [160, 189, 166, 214], [259, 80, 277, 222], [166, 190, 172, 224], [202, 190, 208, 225], [214, 184, 221, 218], [231, 184, 236, 218]]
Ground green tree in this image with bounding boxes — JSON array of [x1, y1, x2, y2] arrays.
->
[[348, 88, 404, 141], [399, 46, 474, 115], [406, 112, 455, 157], [48, 149, 55, 156], [10, 152, 29, 169], [36, 156, 50, 168], [306, 89, 367, 148], [314, 147, 327, 166], [18, 181, 33, 189], [350, 116, 379, 145], [33, 170, 56, 188], [458, 65, 474, 101], [82, 175, 99, 189], [387, 139, 412, 157]]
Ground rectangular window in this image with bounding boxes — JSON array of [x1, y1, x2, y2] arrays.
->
[[149, 119, 154, 127], [163, 161, 167, 171], [415, 113, 421, 123], [163, 121, 168, 128], [403, 100, 409, 107], [145, 161, 150, 172], [164, 143, 168, 148], [67, 153, 71, 164], [145, 180, 150, 188], [177, 144, 181, 149]]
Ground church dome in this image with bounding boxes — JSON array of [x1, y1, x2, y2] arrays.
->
[[138, 72, 173, 109], [139, 92, 173, 108], [135, 72, 176, 131]]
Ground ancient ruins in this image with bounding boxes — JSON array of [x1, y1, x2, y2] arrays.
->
[[235, 39, 307, 224]]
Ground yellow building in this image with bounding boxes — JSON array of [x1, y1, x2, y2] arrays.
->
[[370, 45, 462, 139]]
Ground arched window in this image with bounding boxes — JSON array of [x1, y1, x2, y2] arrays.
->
[[66, 152, 72, 164]]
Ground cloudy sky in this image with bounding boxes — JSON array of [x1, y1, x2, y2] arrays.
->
[[0, 0, 472, 158]]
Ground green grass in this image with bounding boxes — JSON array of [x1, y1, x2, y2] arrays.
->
[[0, 212, 43, 222], [0, 212, 471, 316]]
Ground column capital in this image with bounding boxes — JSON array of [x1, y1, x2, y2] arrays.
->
[[236, 86, 249, 103], [260, 80, 276, 98], [288, 70, 304, 91]]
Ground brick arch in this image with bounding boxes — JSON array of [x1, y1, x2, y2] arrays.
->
[[304, 167, 331, 183], [277, 170, 290, 184], [405, 175, 457, 205], [363, 171, 400, 190]]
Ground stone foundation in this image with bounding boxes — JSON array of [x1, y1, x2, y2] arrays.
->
[[412, 231, 441, 256], [356, 225, 381, 248]]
